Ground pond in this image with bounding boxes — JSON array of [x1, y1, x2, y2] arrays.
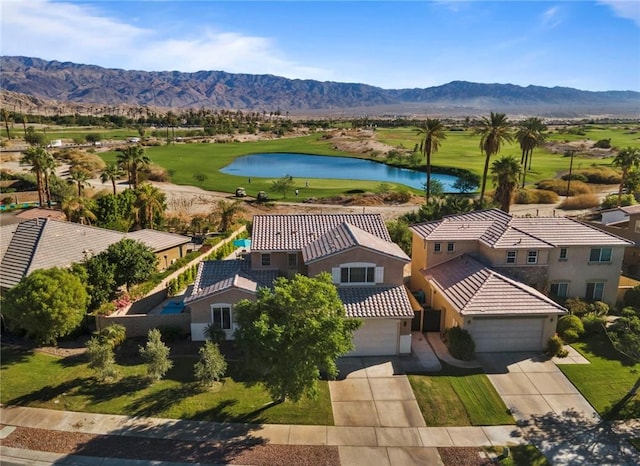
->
[[219, 153, 460, 192]]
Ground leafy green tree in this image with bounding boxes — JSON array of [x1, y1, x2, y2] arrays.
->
[[613, 147, 640, 207], [105, 239, 158, 290], [82, 253, 117, 310], [414, 119, 446, 203], [516, 117, 547, 187], [62, 195, 97, 225], [93, 190, 137, 232], [96, 324, 127, 348], [386, 219, 412, 255], [194, 341, 228, 387], [193, 172, 208, 186], [234, 273, 362, 402], [491, 155, 521, 212], [24, 126, 46, 146], [606, 307, 640, 415], [2, 268, 88, 344], [452, 171, 480, 194], [271, 174, 294, 198], [86, 337, 118, 382], [139, 328, 173, 381], [100, 163, 124, 195], [474, 112, 513, 206], [85, 133, 102, 144]]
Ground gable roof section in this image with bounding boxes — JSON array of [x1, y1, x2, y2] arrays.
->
[[409, 208, 632, 248], [338, 285, 415, 318], [424, 255, 566, 316], [0, 218, 191, 289], [252, 214, 391, 251], [185, 259, 279, 304], [302, 222, 409, 263]]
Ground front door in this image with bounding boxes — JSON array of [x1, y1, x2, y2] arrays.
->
[[424, 309, 441, 332]]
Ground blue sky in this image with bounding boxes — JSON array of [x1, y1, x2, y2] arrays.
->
[[2, 0, 639, 91]]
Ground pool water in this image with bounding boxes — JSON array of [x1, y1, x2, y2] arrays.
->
[[161, 301, 185, 314]]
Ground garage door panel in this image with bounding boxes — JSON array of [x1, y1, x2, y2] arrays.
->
[[471, 317, 545, 352], [349, 319, 399, 356]]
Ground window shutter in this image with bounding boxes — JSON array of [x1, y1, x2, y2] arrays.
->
[[375, 267, 384, 283], [332, 267, 340, 283]]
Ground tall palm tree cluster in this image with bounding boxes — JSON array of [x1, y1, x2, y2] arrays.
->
[[416, 113, 549, 212], [20, 147, 56, 208]]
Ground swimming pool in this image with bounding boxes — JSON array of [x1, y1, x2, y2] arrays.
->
[[161, 301, 185, 314]]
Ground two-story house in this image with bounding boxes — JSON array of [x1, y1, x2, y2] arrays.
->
[[185, 214, 415, 356], [409, 209, 632, 352]]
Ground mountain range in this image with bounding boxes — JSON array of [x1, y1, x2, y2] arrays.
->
[[1, 56, 639, 117]]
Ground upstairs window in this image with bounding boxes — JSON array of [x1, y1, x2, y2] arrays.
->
[[559, 248, 568, 260], [589, 248, 612, 263], [527, 250, 538, 264], [506, 251, 517, 264], [341, 266, 375, 284], [447, 242, 455, 252], [434, 243, 441, 253], [261, 253, 271, 266]]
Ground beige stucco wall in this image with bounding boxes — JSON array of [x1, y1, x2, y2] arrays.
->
[[189, 288, 256, 324], [96, 313, 190, 337], [480, 245, 550, 267], [307, 247, 408, 286], [545, 245, 625, 306], [155, 245, 186, 271], [250, 251, 305, 276]]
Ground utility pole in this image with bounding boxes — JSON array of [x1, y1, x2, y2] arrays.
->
[[565, 149, 577, 199]]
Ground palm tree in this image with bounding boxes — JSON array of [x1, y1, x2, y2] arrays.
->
[[1, 108, 11, 139], [414, 119, 447, 203], [20, 146, 53, 206], [69, 169, 89, 197], [62, 196, 97, 225], [116, 145, 151, 188], [100, 163, 124, 195], [516, 118, 548, 187], [474, 112, 514, 206], [491, 156, 521, 213], [212, 200, 246, 233], [134, 183, 166, 229], [613, 147, 640, 206]]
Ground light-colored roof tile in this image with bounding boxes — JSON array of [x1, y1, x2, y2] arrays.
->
[[302, 222, 408, 263], [424, 255, 566, 316], [338, 285, 415, 318], [127, 229, 191, 252], [252, 214, 391, 251]]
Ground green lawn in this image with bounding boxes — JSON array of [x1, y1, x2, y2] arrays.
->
[[559, 335, 640, 420], [491, 445, 550, 466], [408, 364, 514, 426], [0, 346, 333, 425]]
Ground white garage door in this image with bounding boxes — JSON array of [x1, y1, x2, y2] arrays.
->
[[349, 319, 399, 356], [471, 317, 545, 352]]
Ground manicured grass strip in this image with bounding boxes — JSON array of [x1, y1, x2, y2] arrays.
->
[[1, 347, 333, 425], [497, 444, 550, 466], [409, 364, 514, 426], [559, 335, 639, 420]]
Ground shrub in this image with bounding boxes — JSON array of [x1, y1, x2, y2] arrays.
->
[[139, 329, 173, 381], [86, 337, 119, 382], [536, 179, 592, 196], [97, 324, 127, 348], [444, 326, 475, 361], [387, 188, 412, 203], [514, 189, 559, 204], [194, 341, 228, 387], [572, 167, 621, 184], [581, 314, 606, 336], [144, 164, 170, 182], [601, 194, 636, 209], [158, 325, 184, 342], [624, 285, 640, 308], [557, 315, 585, 343], [593, 138, 612, 149], [559, 194, 600, 210], [545, 335, 568, 358], [564, 298, 591, 317], [205, 323, 226, 343], [591, 301, 609, 316], [560, 173, 588, 182]]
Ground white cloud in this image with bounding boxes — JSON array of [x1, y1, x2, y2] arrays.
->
[[541, 6, 562, 28], [598, 0, 640, 26], [0, 0, 332, 79]]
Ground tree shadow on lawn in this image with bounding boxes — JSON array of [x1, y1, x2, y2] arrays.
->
[[76, 375, 151, 404], [580, 334, 637, 366], [521, 409, 638, 465], [125, 382, 202, 418], [55, 354, 86, 368], [0, 345, 33, 368], [5, 378, 85, 406]]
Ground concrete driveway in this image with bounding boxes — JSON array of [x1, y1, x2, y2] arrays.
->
[[329, 357, 426, 428], [476, 352, 599, 423]]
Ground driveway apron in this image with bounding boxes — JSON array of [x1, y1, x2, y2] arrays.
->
[[478, 352, 638, 465], [330, 357, 426, 428]]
